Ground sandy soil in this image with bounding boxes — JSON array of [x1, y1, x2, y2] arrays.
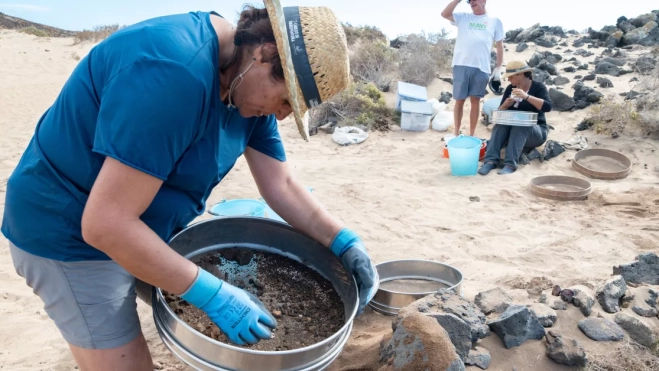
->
[[1, 30, 658, 370]]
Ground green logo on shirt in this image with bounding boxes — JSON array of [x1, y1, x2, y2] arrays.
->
[[469, 22, 488, 30]]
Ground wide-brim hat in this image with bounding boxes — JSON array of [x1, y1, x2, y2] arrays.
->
[[264, 0, 351, 141], [502, 61, 533, 79]]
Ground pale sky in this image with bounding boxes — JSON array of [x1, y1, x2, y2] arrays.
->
[[0, 1, 656, 40]]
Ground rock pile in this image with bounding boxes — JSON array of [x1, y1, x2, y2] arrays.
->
[[376, 253, 659, 370], [505, 11, 659, 48]]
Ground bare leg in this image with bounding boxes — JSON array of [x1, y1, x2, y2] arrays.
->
[[469, 96, 481, 136], [453, 99, 466, 136], [69, 332, 153, 371]]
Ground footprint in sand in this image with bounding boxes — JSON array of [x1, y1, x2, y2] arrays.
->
[[620, 208, 649, 218]]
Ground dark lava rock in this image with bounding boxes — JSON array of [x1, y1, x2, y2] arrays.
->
[[574, 81, 604, 106], [596, 275, 627, 313], [549, 88, 575, 112], [583, 74, 596, 81], [516, 42, 528, 53], [574, 49, 594, 57], [538, 60, 558, 75], [613, 253, 659, 285], [535, 36, 558, 48], [631, 287, 659, 317], [474, 287, 512, 315], [431, 313, 472, 361], [553, 76, 570, 86], [381, 312, 465, 371], [597, 77, 614, 88], [634, 55, 657, 75], [505, 28, 523, 43], [614, 312, 657, 347], [532, 68, 553, 85], [570, 285, 597, 317], [439, 91, 453, 104], [563, 66, 576, 73], [602, 57, 627, 66], [578, 318, 624, 342], [397, 289, 490, 345], [546, 26, 567, 38], [596, 61, 622, 76], [486, 305, 546, 349], [440, 77, 454, 85], [515, 24, 545, 43], [465, 347, 491, 370], [545, 331, 588, 367]]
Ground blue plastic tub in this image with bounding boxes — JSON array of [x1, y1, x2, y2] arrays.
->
[[447, 136, 482, 176], [207, 199, 266, 217]]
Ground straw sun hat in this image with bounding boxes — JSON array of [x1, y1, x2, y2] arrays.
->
[[264, 0, 351, 141], [502, 60, 534, 79]]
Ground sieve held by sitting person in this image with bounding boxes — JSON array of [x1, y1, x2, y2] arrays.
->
[[478, 60, 552, 175]]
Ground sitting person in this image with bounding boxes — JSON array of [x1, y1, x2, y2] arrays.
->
[[478, 60, 552, 175]]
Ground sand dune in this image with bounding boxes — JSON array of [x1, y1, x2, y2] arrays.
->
[[1, 29, 658, 370]]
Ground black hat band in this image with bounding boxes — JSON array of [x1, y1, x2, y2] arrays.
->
[[283, 7, 322, 109]]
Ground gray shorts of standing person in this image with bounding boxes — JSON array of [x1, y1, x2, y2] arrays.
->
[[441, 0, 504, 137]]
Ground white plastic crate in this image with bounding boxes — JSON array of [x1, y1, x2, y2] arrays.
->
[[400, 100, 433, 132], [395, 81, 428, 111]]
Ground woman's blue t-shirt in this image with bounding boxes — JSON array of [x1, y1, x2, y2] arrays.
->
[[1, 11, 287, 261]]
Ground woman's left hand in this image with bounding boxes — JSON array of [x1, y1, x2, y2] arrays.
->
[[511, 88, 529, 100], [330, 228, 378, 315]]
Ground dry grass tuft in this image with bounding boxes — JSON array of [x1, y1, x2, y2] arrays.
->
[[310, 81, 397, 131], [349, 40, 398, 92], [587, 62, 659, 139], [342, 23, 387, 46], [634, 63, 659, 137], [587, 97, 644, 138], [397, 31, 453, 86], [74, 24, 122, 44], [19, 26, 48, 37], [585, 339, 659, 371]]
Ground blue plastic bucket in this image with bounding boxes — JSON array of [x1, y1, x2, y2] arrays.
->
[[447, 136, 482, 176], [207, 199, 266, 217]]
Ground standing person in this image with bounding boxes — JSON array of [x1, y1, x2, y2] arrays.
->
[[441, 0, 504, 137], [1, 0, 378, 370]]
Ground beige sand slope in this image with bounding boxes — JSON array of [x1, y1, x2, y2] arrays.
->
[[1, 29, 658, 370]]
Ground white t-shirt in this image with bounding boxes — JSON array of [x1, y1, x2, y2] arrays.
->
[[451, 12, 504, 75]]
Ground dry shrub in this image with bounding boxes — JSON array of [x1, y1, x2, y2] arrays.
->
[[19, 26, 48, 37], [398, 31, 453, 86], [587, 97, 644, 138], [74, 24, 122, 44], [310, 81, 396, 131], [349, 40, 397, 92], [585, 339, 659, 371], [342, 23, 387, 46]]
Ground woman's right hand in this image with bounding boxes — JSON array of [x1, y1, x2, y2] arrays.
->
[[181, 268, 277, 345], [502, 98, 516, 108]]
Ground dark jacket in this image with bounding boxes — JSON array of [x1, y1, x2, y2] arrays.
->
[[499, 80, 552, 129]]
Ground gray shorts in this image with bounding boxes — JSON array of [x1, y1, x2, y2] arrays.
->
[[9, 242, 141, 349], [453, 65, 489, 100]]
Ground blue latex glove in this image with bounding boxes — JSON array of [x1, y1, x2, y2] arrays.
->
[[181, 268, 277, 346], [330, 228, 379, 315]]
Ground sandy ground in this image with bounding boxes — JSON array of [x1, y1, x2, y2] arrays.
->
[[1, 30, 658, 370]]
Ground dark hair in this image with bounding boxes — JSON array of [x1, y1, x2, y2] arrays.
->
[[523, 71, 533, 80], [220, 5, 285, 81]]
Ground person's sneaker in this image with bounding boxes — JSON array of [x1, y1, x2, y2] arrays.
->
[[497, 166, 516, 175], [478, 162, 496, 175]]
